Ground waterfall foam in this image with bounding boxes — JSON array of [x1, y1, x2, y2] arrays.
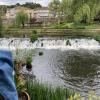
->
[[0, 38, 99, 50]]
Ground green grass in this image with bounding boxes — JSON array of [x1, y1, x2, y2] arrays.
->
[[26, 80, 74, 100], [48, 23, 100, 29]]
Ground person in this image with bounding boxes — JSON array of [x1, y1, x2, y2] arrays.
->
[[0, 50, 18, 100]]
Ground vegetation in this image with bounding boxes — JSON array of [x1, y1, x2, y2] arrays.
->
[[16, 11, 28, 28], [26, 56, 32, 71], [14, 60, 26, 94], [0, 5, 7, 14], [49, 0, 100, 24], [0, 7, 3, 37], [0, 15, 2, 37], [95, 36, 100, 42], [26, 80, 74, 100], [49, 23, 100, 29], [30, 34, 38, 43], [22, 2, 42, 9], [30, 30, 38, 43], [68, 92, 100, 100], [7, 2, 42, 9]]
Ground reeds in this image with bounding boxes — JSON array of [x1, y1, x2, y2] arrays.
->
[[26, 80, 74, 100]]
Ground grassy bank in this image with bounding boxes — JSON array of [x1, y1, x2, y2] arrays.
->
[[26, 80, 74, 100], [1, 23, 100, 37], [48, 23, 100, 29]]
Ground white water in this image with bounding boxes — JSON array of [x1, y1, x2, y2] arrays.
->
[[0, 38, 100, 50]]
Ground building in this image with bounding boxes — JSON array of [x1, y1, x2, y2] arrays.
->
[[5, 6, 34, 25], [33, 7, 51, 19], [33, 7, 56, 25], [4, 6, 56, 27]]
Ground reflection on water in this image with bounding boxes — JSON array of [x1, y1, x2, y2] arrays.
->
[[32, 49, 100, 96]]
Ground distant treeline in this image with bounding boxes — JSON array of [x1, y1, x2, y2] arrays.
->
[[0, 2, 42, 14], [7, 2, 42, 9]]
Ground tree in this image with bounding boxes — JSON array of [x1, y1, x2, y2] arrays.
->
[[16, 11, 28, 28], [7, 2, 42, 9], [22, 2, 41, 9], [74, 4, 91, 24], [49, 0, 60, 17], [48, 0, 100, 24], [60, 0, 73, 22]]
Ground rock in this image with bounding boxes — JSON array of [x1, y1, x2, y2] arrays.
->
[[39, 52, 43, 56]]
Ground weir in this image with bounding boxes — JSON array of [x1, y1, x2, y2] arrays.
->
[[0, 37, 100, 50]]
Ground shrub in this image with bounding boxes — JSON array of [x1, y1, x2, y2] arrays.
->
[[95, 36, 100, 42], [26, 56, 32, 71], [32, 30, 37, 34], [30, 34, 38, 43]]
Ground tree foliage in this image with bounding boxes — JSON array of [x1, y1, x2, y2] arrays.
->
[[49, 0, 61, 17], [7, 2, 42, 9], [74, 4, 91, 23], [22, 2, 41, 9], [16, 11, 28, 28], [49, 0, 100, 24]]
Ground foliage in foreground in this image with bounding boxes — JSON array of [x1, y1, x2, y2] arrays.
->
[[68, 92, 100, 100], [26, 80, 74, 100]]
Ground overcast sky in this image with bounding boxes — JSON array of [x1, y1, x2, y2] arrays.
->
[[0, 0, 51, 6]]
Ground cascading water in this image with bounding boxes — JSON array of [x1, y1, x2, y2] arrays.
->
[[35, 38, 100, 50], [0, 37, 99, 50]]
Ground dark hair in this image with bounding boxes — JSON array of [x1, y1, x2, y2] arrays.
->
[[0, 94, 4, 100]]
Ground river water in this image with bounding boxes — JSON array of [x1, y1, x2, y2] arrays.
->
[[0, 37, 100, 96]]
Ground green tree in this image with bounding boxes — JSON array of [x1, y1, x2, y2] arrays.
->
[[22, 2, 41, 9], [72, 0, 100, 23], [74, 4, 91, 23], [60, 0, 73, 22], [7, 2, 42, 9], [49, 0, 60, 17], [49, 0, 61, 24], [16, 11, 28, 28], [48, 0, 100, 24]]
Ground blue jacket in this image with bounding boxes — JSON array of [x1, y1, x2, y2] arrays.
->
[[0, 50, 18, 100]]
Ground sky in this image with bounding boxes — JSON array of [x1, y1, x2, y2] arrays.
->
[[0, 0, 51, 6]]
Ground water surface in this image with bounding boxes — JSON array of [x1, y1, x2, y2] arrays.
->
[[32, 37, 100, 96]]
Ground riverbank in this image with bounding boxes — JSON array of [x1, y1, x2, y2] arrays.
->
[[2, 28, 100, 38]]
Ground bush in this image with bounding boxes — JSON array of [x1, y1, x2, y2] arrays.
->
[[95, 36, 100, 42], [32, 30, 37, 34], [30, 34, 38, 43], [26, 56, 32, 71]]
